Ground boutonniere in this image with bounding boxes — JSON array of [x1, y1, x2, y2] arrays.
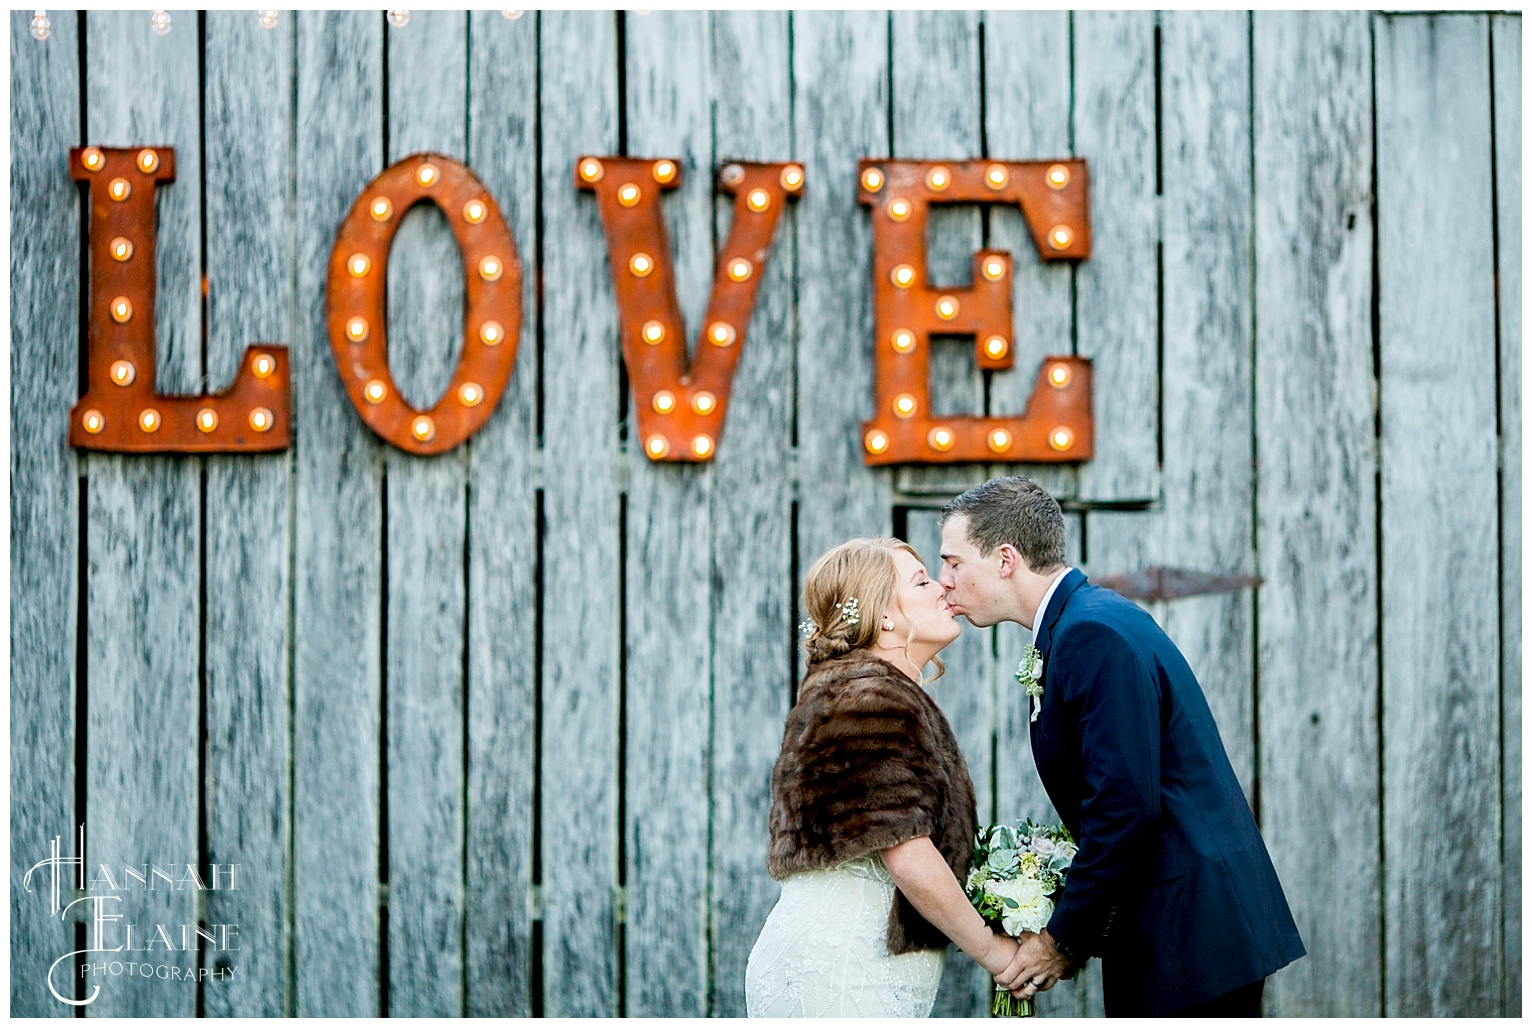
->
[[1015, 645, 1044, 723]]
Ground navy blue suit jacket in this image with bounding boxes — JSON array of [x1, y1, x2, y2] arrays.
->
[[1029, 570, 1304, 1015]]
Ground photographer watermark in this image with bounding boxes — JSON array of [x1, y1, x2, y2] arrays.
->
[[23, 826, 242, 1007]]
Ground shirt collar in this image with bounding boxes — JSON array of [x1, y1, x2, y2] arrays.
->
[[1031, 566, 1074, 637]]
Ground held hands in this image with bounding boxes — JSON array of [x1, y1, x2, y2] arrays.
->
[[993, 929, 1074, 1002]]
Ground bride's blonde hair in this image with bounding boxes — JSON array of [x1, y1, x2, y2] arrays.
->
[[800, 537, 944, 682]]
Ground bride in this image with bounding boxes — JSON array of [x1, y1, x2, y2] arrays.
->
[[745, 538, 1023, 1016]]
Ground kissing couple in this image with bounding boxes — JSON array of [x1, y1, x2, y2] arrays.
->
[[745, 476, 1305, 1017]]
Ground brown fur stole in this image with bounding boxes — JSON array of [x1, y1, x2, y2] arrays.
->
[[765, 650, 977, 954]]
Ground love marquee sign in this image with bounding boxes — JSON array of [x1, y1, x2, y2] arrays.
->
[[66, 145, 1095, 466]]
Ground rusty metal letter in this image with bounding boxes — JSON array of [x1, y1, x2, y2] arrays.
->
[[326, 153, 522, 454], [68, 146, 291, 452], [575, 156, 803, 462], [857, 159, 1095, 466]]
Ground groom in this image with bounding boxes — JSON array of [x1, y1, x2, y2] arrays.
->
[[938, 477, 1304, 1016]]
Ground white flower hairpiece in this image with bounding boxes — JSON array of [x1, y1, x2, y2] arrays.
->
[[834, 596, 861, 626]]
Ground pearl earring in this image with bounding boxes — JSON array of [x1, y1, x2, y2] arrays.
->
[[882, 618, 895, 631]]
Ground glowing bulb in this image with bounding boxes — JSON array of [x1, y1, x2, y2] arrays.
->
[[984, 335, 1009, 359], [935, 295, 959, 320], [416, 163, 438, 187], [252, 353, 276, 378], [579, 158, 604, 182], [139, 409, 161, 433], [646, 435, 670, 458], [861, 168, 884, 192], [412, 415, 436, 442], [1046, 164, 1070, 190], [1049, 427, 1074, 451], [652, 390, 676, 414], [370, 197, 394, 221], [151, 10, 171, 35], [459, 382, 484, 407], [503, 9, 524, 18], [691, 435, 714, 458], [1049, 225, 1074, 250], [864, 429, 890, 455], [346, 316, 369, 343], [727, 258, 753, 282], [258, 10, 279, 29], [110, 297, 133, 323], [629, 252, 654, 277], [110, 360, 135, 386], [364, 380, 387, 404], [986, 164, 1008, 189], [893, 394, 917, 419], [652, 160, 676, 184], [780, 165, 804, 190], [81, 148, 103, 172], [388, 10, 411, 28], [249, 407, 274, 432], [110, 237, 134, 262], [618, 183, 642, 207], [196, 408, 219, 433], [925, 166, 950, 191], [987, 428, 1013, 454], [888, 199, 911, 222], [82, 410, 105, 434], [136, 149, 159, 174], [891, 329, 916, 353], [108, 178, 131, 202], [30, 11, 51, 41], [708, 322, 737, 347], [642, 320, 666, 345], [1048, 363, 1072, 388], [348, 253, 371, 278], [983, 256, 1006, 280], [928, 426, 955, 451], [479, 321, 504, 346], [691, 391, 717, 415], [463, 199, 487, 223], [479, 255, 504, 281], [890, 264, 916, 288], [747, 189, 770, 212]]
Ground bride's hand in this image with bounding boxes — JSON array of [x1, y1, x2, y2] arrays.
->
[[990, 932, 1030, 989], [981, 930, 1025, 980]]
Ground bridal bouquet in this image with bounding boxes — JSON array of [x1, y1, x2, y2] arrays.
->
[[965, 819, 1077, 1017]]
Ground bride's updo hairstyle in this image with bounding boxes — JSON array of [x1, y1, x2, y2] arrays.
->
[[801, 537, 942, 682]]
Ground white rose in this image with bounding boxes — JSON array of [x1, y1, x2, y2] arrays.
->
[[1032, 837, 1056, 858], [1056, 840, 1079, 862], [987, 876, 1054, 936]]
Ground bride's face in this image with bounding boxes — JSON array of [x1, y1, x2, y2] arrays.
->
[[882, 549, 961, 652]]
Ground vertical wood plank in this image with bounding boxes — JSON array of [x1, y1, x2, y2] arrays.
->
[[1073, 11, 1159, 503], [1157, 9, 1256, 797], [202, 9, 294, 1016], [84, 11, 201, 1016], [9, 10, 79, 1017], [793, 11, 894, 564], [982, 11, 1076, 503], [538, 11, 621, 1015], [623, 12, 713, 1015], [382, 10, 468, 1016], [1253, 11, 1380, 1017], [1377, 13, 1502, 1016], [709, 10, 793, 1017], [1492, 14, 1521, 1018], [465, 8, 539, 1016], [293, 10, 383, 1016]]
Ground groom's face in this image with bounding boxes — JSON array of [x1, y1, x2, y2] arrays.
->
[[938, 515, 1008, 628]]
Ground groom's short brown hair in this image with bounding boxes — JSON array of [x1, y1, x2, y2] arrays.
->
[[940, 476, 1066, 572]]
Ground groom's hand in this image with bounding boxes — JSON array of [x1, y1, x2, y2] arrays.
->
[[1006, 929, 1073, 1001]]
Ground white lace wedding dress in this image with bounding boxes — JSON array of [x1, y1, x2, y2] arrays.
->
[[744, 853, 945, 1016]]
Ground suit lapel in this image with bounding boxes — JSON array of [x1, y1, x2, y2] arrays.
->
[[1031, 568, 1086, 661]]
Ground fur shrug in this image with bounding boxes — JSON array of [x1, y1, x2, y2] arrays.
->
[[765, 650, 978, 954]]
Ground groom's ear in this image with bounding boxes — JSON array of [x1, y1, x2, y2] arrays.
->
[[996, 544, 1020, 578]]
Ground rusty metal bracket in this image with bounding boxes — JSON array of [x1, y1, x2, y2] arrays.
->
[[857, 158, 1094, 466], [1093, 567, 1264, 602], [68, 145, 291, 453], [326, 153, 522, 455], [576, 155, 803, 462]]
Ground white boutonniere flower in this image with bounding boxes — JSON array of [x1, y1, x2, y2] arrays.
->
[[1015, 645, 1044, 723]]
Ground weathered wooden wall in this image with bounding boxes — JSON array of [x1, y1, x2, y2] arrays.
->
[[9, 10, 1519, 1018]]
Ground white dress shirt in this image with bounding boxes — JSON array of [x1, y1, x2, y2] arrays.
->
[[1031, 566, 1075, 636]]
